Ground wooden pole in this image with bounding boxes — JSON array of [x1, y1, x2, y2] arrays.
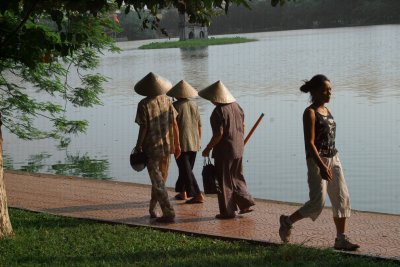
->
[[244, 113, 264, 145]]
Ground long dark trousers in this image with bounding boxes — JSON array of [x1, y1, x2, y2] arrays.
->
[[175, 151, 201, 197], [214, 157, 255, 216]]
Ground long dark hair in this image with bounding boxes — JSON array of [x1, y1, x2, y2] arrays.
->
[[300, 74, 330, 102]]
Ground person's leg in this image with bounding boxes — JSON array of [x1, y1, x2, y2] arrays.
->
[[333, 215, 359, 251], [333, 217, 346, 235], [147, 156, 175, 222], [327, 155, 358, 251], [160, 155, 170, 182], [149, 187, 159, 218], [288, 210, 304, 224], [327, 154, 351, 219], [296, 158, 328, 220], [279, 158, 327, 242], [188, 151, 201, 196], [176, 152, 194, 197], [185, 152, 204, 203], [215, 157, 236, 218], [174, 191, 187, 200], [147, 159, 158, 218], [188, 151, 196, 169], [174, 153, 187, 199], [230, 158, 254, 213]]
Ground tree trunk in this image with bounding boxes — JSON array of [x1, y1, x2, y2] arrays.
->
[[0, 124, 13, 238]]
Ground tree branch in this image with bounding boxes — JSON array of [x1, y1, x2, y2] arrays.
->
[[2, 0, 39, 47]]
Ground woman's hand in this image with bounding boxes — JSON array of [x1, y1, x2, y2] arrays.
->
[[320, 165, 333, 182], [202, 146, 212, 157], [174, 144, 181, 159], [202, 128, 223, 157]]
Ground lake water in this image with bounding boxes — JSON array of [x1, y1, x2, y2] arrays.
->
[[4, 25, 400, 215]]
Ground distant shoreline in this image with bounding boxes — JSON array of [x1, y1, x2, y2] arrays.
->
[[119, 23, 398, 44]]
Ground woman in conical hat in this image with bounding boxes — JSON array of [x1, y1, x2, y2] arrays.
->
[[167, 80, 198, 99], [134, 72, 172, 97], [167, 80, 204, 203], [199, 81, 255, 219], [133, 72, 181, 223], [198, 80, 235, 104]]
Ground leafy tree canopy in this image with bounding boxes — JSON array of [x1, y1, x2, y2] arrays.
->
[[0, 1, 121, 145], [0, 0, 289, 144]]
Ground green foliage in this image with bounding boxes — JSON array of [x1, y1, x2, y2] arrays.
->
[[0, 209, 397, 267], [114, 1, 293, 39], [208, 0, 400, 34], [1, 0, 290, 143], [0, 1, 121, 143], [139, 37, 257, 49], [116, 9, 158, 40]]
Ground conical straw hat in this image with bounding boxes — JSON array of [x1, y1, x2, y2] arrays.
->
[[134, 72, 172, 96], [167, 80, 198, 98], [198, 80, 236, 104]]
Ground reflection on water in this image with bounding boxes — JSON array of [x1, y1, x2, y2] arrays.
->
[[5, 153, 111, 180], [3, 154, 16, 171], [19, 153, 51, 173], [3, 25, 400, 214], [51, 154, 111, 179], [180, 47, 209, 90]]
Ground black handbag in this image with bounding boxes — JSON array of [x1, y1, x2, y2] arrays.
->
[[202, 157, 219, 194], [129, 148, 147, 172]]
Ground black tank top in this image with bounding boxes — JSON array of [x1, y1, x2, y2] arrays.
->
[[309, 108, 338, 158]]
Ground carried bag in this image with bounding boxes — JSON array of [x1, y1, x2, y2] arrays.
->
[[202, 157, 219, 194], [129, 147, 148, 172]]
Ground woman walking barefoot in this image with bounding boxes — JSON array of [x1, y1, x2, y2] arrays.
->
[[167, 80, 204, 204], [279, 74, 360, 251]]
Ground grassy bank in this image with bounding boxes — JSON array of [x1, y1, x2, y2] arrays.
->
[[0, 209, 397, 267], [138, 37, 257, 49]]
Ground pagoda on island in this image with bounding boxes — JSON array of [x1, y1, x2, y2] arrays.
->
[[178, 12, 208, 41]]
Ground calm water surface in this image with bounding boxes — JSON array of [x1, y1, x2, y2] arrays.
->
[[5, 25, 400, 214]]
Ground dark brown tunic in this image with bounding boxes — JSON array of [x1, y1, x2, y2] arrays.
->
[[210, 102, 244, 160], [210, 102, 254, 216]]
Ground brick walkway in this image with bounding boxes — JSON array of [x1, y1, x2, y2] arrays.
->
[[5, 171, 400, 261]]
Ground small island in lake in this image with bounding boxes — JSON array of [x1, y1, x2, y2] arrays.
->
[[138, 37, 257, 49]]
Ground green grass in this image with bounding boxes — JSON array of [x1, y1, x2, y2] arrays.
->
[[0, 209, 398, 267], [138, 37, 257, 49]]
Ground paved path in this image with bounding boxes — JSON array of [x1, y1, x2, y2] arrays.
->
[[5, 171, 400, 261]]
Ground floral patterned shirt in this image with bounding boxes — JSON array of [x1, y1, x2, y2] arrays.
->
[[135, 95, 178, 158]]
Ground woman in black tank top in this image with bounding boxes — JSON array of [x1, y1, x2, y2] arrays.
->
[[312, 109, 337, 158], [278, 74, 359, 251]]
